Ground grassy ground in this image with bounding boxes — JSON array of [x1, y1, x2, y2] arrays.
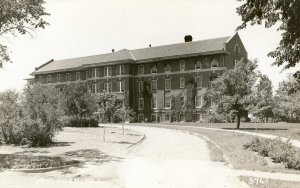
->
[[239, 176, 300, 188], [141, 123, 300, 175], [158, 122, 300, 140], [0, 126, 144, 169]]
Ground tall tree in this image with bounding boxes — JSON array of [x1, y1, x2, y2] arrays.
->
[[206, 59, 258, 128], [251, 74, 274, 122], [0, 0, 49, 67], [236, 0, 300, 80]]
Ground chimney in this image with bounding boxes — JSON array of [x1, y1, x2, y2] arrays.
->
[[149, 44, 151, 47], [112, 49, 115, 53], [184, 35, 193, 42]]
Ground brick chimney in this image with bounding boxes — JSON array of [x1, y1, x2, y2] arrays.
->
[[184, 35, 193, 42]]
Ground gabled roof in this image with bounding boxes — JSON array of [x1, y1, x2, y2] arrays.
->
[[32, 35, 232, 75]]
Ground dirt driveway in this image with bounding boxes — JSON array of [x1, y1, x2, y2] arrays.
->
[[0, 126, 249, 188]]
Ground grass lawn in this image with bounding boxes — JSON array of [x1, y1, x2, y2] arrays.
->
[[161, 122, 300, 140], [141, 123, 300, 175], [0, 126, 144, 169]]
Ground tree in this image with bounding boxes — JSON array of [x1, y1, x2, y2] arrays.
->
[[184, 79, 196, 122], [95, 92, 120, 123], [0, 0, 49, 67], [61, 83, 97, 127], [171, 93, 184, 122], [251, 74, 274, 122], [115, 107, 135, 134], [237, 1, 300, 79], [206, 59, 258, 128]]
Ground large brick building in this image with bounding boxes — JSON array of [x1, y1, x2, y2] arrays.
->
[[29, 33, 247, 122]]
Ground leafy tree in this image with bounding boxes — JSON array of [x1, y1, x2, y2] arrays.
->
[[115, 107, 135, 134], [171, 93, 184, 122], [0, 90, 22, 144], [61, 83, 97, 126], [0, 0, 49, 67], [95, 92, 120, 123], [22, 84, 65, 146], [184, 79, 196, 122], [251, 74, 274, 122], [206, 59, 258, 128], [237, 1, 300, 79]]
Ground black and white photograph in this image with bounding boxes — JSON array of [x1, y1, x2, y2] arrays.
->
[[1, 0, 300, 187]]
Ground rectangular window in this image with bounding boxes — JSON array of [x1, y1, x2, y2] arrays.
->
[[195, 96, 203, 108], [96, 83, 101, 93], [165, 79, 171, 90], [138, 114, 144, 122], [165, 97, 171, 108], [104, 67, 112, 77], [86, 71, 89, 79], [92, 83, 97, 94], [118, 65, 125, 75], [151, 114, 157, 122], [195, 60, 201, 70], [138, 65, 144, 75], [152, 97, 157, 109], [195, 76, 202, 88], [164, 113, 170, 122], [76, 72, 81, 81], [95, 68, 100, 77], [57, 74, 60, 83], [139, 98, 144, 110], [211, 59, 218, 68], [151, 65, 157, 73], [151, 80, 157, 91], [104, 82, 111, 92], [180, 60, 185, 71], [138, 81, 143, 92], [47, 75, 52, 83], [66, 73, 71, 82], [116, 81, 125, 93], [165, 64, 171, 72], [180, 77, 185, 88]]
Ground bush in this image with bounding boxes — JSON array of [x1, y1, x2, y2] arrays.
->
[[244, 137, 300, 170], [65, 117, 98, 127]]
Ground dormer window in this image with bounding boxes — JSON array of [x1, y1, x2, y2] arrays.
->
[[151, 65, 157, 73], [165, 64, 171, 72], [195, 60, 201, 70], [211, 59, 218, 68]]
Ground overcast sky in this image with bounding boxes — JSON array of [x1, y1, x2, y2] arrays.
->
[[0, 0, 296, 92]]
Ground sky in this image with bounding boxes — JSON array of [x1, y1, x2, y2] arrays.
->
[[0, 0, 297, 92]]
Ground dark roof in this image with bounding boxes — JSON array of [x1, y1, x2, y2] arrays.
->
[[33, 35, 231, 74]]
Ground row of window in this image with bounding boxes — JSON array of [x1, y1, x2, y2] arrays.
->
[[88, 81, 125, 93], [138, 95, 203, 110], [137, 59, 219, 75], [137, 112, 203, 122], [138, 76, 203, 92]]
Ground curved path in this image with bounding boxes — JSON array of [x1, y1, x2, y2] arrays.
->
[[111, 126, 249, 188]]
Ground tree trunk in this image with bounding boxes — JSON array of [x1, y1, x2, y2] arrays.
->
[[236, 114, 241, 129]]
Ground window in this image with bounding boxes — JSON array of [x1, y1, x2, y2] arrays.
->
[[104, 67, 112, 77], [86, 71, 89, 79], [92, 68, 100, 77], [211, 59, 218, 68], [138, 65, 144, 75], [164, 113, 170, 122], [180, 60, 185, 71], [165, 79, 171, 90], [38, 76, 43, 83], [180, 77, 185, 88], [165, 64, 171, 72], [151, 65, 157, 73], [151, 114, 157, 122], [165, 97, 171, 108], [195, 76, 202, 88], [151, 80, 157, 91], [57, 74, 60, 83], [47, 75, 52, 83], [104, 82, 111, 92], [195, 96, 203, 108], [76, 72, 81, 81], [138, 81, 143, 92], [29, 80, 34, 85], [138, 114, 144, 122], [117, 65, 125, 75], [139, 98, 144, 110], [196, 113, 203, 122], [66, 73, 71, 82], [235, 60, 239, 67], [116, 81, 125, 93], [92, 83, 97, 93], [96, 83, 101, 93], [195, 60, 201, 70], [152, 97, 157, 109], [210, 75, 218, 82]]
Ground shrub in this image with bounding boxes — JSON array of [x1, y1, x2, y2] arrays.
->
[[244, 137, 300, 170], [65, 117, 98, 127]]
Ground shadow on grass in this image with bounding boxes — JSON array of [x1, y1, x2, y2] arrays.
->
[[222, 128, 288, 131], [110, 141, 135, 145], [45, 142, 75, 148]]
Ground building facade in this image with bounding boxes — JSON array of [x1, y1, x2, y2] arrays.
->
[[29, 33, 247, 122]]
